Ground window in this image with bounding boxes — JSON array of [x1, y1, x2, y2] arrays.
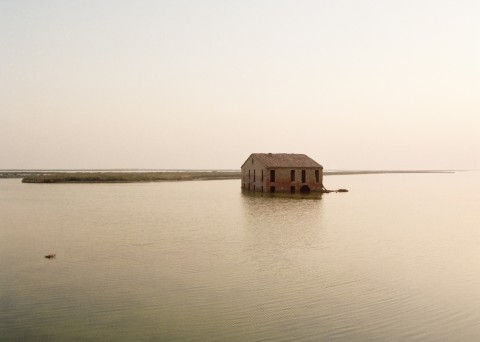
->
[[290, 186, 295, 194], [270, 170, 275, 182], [290, 170, 295, 181], [261, 170, 264, 182], [270, 186, 275, 193], [315, 170, 320, 183], [302, 170, 306, 183], [254, 170, 256, 182]]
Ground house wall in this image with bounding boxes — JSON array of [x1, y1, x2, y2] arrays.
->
[[265, 168, 323, 193], [241, 156, 267, 192]]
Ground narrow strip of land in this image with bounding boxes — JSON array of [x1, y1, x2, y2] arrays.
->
[[0, 169, 456, 183], [324, 170, 455, 175], [19, 171, 241, 183]]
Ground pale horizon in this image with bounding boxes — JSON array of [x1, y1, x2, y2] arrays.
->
[[1, 1, 479, 170]]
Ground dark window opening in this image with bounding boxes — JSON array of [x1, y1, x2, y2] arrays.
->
[[261, 170, 264, 182], [254, 170, 256, 182], [270, 186, 275, 193], [302, 170, 306, 183], [291, 170, 295, 181], [290, 186, 295, 194], [270, 170, 275, 182], [315, 170, 320, 183], [261, 186, 264, 192]]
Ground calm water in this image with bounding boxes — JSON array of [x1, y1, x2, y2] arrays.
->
[[1, 172, 480, 341]]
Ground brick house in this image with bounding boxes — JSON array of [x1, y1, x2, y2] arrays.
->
[[241, 153, 323, 193]]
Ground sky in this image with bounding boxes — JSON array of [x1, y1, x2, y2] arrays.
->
[[1, 0, 479, 170]]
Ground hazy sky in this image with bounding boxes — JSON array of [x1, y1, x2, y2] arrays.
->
[[1, 0, 479, 170]]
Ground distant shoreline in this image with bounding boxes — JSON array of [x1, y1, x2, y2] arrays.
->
[[0, 169, 457, 183], [324, 170, 456, 175]]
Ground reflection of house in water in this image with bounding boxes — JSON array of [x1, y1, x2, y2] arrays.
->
[[241, 153, 323, 193]]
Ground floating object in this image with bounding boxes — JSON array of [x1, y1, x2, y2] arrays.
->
[[322, 186, 348, 193], [45, 254, 56, 259]]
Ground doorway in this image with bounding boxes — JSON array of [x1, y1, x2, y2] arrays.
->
[[300, 185, 310, 193]]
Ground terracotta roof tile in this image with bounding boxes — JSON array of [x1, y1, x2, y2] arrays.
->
[[244, 153, 322, 168]]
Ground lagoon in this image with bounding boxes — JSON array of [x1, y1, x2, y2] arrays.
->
[[1, 172, 480, 341]]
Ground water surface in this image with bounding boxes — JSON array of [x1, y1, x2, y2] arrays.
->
[[1, 172, 480, 340]]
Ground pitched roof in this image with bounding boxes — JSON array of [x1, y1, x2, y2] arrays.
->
[[243, 153, 323, 168]]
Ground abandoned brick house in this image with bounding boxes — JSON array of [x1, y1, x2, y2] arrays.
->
[[241, 153, 323, 193]]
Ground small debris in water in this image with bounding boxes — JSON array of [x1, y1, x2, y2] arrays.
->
[[322, 188, 349, 193], [45, 254, 56, 259]]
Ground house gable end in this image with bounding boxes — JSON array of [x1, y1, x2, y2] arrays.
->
[[241, 154, 267, 170]]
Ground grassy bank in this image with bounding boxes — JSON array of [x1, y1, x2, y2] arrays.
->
[[21, 171, 241, 183], [0, 169, 454, 183]]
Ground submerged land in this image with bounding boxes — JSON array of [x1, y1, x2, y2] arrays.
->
[[0, 170, 455, 183]]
